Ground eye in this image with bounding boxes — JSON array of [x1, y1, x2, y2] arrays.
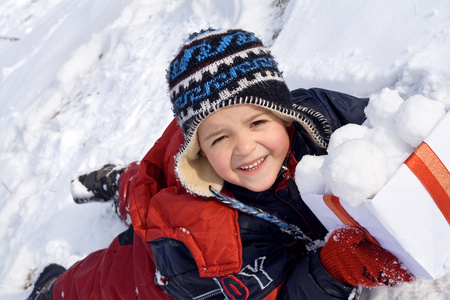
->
[[250, 119, 267, 127], [211, 135, 226, 146]]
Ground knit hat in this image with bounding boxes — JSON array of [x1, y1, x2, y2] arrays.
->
[[168, 29, 330, 196]]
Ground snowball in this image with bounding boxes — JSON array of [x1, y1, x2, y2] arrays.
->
[[326, 123, 370, 152], [295, 155, 326, 194], [368, 121, 412, 157], [367, 121, 415, 177], [395, 95, 446, 147], [320, 139, 388, 207], [295, 89, 447, 207], [365, 88, 404, 127]]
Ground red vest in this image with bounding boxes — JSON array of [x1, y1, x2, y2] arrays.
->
[[129, 119, 243, 277]]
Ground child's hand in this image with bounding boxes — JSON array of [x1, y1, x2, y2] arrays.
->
[[319, 227, 414, 287]]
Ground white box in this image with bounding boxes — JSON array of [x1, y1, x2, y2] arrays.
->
[[302, 111, 450, 279]]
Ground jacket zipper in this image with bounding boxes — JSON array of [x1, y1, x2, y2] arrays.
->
[[192, 288, 223, 300], [281, 165, 301, 201]]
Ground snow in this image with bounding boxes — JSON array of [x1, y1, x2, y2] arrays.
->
[[1, 0, 450, 299], [69, 176, 94, 201], [295, 155, 326, 195], [297, 91, 447, 205], [321, 139, 389, 206], [395, 94, 447, 147], [327, 123, 371, 152], [365, 88, 404, 127]]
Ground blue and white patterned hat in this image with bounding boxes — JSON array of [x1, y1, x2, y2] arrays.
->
[[167, 29, 329, 196]]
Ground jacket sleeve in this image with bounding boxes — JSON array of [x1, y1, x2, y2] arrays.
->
[[278, 251, 356, 300], [291, 88, 369, 132]]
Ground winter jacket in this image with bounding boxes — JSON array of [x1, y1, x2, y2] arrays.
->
[[53, 88, 368, 300]]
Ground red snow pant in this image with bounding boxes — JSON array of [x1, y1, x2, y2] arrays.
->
[[52, 229, 173, 299], [117, 162, 140, 225], [52, 163, 173, 300]]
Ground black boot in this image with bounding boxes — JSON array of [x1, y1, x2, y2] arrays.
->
[[27, 264, 66, 300], [71, 164, 124, 204]]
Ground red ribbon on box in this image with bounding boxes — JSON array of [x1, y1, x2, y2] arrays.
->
[[323, 195, 380, 246], [321, 141, 450, 246], [405, 141, 450, 224]]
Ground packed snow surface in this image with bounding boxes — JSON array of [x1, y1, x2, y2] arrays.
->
[[1, 0, 450, 299]]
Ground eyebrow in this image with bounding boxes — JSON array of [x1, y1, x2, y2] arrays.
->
[[201, 127, 225, 143], [243, 110, 268, 123]]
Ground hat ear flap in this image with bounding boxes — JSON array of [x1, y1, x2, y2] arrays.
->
[[174, 129, 223, 197]]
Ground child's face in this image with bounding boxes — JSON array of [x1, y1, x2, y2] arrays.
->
[[198, 104, 291, 192]]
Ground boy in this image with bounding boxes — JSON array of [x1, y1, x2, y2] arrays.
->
[[29, 29, 412, 300]]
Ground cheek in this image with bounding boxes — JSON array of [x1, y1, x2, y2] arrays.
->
[[205, 150, 231, 176], [267, 129, 290, 155]]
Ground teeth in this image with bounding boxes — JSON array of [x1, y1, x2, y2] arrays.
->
[[240, 157, 265, 171]]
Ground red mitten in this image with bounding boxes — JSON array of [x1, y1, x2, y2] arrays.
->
[[320, 228, 414, 287]]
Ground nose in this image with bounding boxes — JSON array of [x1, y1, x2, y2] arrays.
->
[[233, 132, 255, 156]]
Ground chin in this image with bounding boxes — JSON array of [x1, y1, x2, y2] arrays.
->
[[245, 182, 274, 192]]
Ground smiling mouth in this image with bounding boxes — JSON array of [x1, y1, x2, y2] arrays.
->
[[239, 157, 266, 171]]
